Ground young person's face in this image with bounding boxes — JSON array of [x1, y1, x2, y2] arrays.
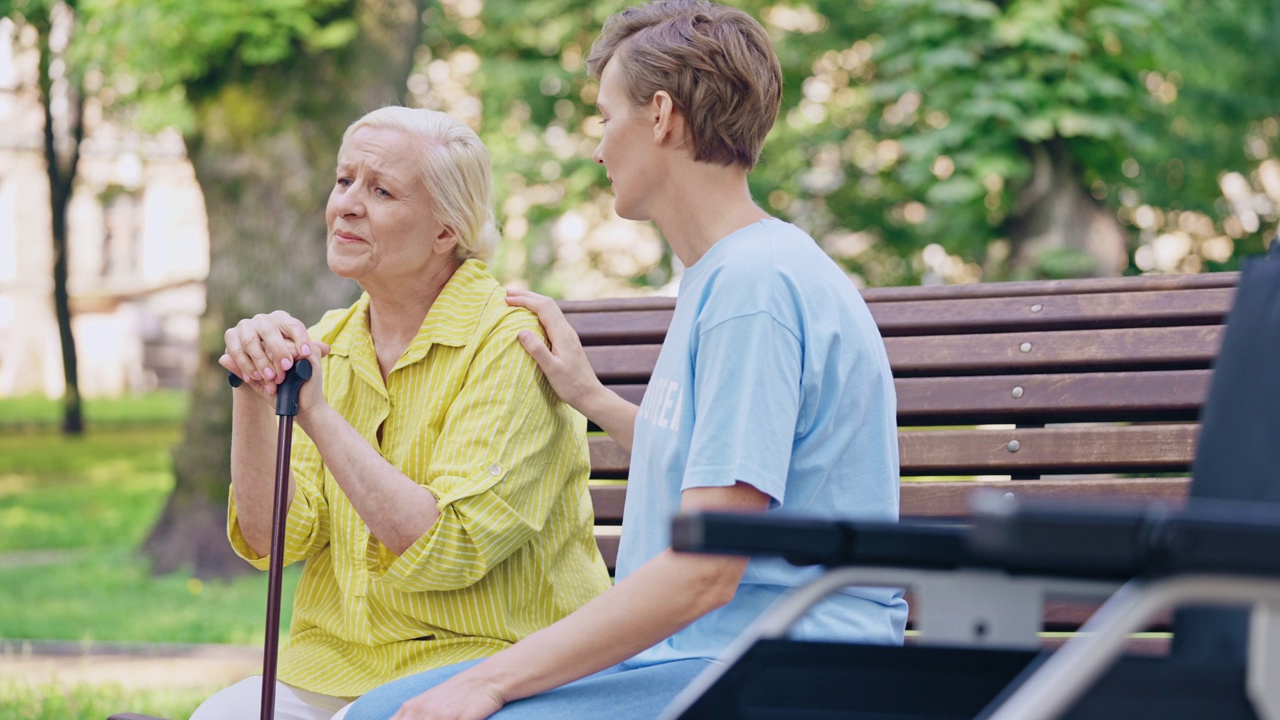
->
[[592, 60, 660, 221]]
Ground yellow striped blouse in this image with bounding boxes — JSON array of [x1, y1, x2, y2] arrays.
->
[[227, 259, 612, 697]]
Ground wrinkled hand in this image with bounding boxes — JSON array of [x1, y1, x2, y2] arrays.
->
[[505, 289, 603, 414], [390, 678, 505, 720], [219, 310, 329, 407]]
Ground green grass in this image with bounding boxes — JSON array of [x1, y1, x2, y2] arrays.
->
[[0, 398, 299, 645], [0, 427, 180, 552], [0, 545, 299, 645], [0, 391, 188, 432], [0, 681, 206, 720]]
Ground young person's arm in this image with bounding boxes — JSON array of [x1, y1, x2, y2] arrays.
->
[[506, 289, 639, 452], [389, 481, 771, 720]]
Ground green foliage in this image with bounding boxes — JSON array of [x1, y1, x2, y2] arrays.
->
[[82, 0, 356, 88], [409, 2, 627, 291], [10, 0, 1276, 290], [405, 0, 1278, 288], [1088, 0, 1280, 266], [58, 0, 361, 130], [0, 0, 58, 28], [785, 0, 1165, 276]]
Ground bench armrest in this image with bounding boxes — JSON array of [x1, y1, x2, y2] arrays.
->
[[673, 495, 1280, 582], [971, 493, 1280, 579], [671, 512, 976, 569]]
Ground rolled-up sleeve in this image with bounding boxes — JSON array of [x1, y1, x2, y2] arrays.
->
[[228, 429, 332, 569], [365, 311, 583, 592]]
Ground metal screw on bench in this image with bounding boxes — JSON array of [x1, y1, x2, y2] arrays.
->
[[228, 360, 313, 720]]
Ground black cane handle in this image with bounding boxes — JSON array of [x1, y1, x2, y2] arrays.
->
[[227, 359, 313, 416]]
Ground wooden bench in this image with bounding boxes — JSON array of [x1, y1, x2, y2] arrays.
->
[[569, 270, 1238, 634], [110, 271, 1238, 720]]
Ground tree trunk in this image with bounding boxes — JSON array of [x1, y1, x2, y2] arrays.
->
[[1005, 138, 1129, 279], [34, 6, 85, 435], [144, 0, 426, 578]]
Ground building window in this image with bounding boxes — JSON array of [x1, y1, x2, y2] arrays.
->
[[101, 189, 141, 280]]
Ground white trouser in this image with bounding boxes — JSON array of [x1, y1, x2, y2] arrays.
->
[[190, 675, 358, 720]]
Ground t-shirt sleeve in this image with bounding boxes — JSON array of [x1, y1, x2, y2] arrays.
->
[[680, 311, 801, 508]]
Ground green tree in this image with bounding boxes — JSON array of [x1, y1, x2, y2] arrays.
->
[[2, 0, 86, 434], [396, 0, 1276, 292], [749, 0, 1278, 283], [1097, 0, 1280, 271], [87, 0, 426, 576]]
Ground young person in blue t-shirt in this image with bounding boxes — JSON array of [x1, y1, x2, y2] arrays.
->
[[343, 2, 906, 718]]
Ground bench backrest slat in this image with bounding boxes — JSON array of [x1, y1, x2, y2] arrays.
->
[[592, 477, 1192, 524], [893, 369, 1210, 424], [569, 289, 1235, 347], [594, 370, 1211, 426], [898, 424, 1198, 476], [866, 288, 1233, 336], [584, 328, 1223, 381], [885, 326, 1222, 375], [898, 477, 1190, 517], [590, 424, 1198, 483], [858, 272, 1237, 302]]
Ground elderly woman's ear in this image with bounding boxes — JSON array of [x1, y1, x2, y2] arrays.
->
[[433, 225, 459, 256]]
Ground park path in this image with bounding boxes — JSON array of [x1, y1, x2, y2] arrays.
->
[[0, 640, 259, 691]]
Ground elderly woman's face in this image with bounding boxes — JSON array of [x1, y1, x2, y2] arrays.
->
[[325, 126, 457, 287]]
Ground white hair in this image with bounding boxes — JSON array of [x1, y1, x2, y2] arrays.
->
[[342, 106, 501, 261]]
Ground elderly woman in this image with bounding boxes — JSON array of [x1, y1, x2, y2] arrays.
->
[[191, 107, 612, 720]]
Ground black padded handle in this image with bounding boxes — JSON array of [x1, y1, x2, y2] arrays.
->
[[228, 359, 313, 417]]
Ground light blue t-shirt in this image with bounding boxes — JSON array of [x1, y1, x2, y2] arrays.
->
[[616, 218, 908, 665]]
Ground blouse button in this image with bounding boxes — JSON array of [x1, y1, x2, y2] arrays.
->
[[488, 463, 502, 476]]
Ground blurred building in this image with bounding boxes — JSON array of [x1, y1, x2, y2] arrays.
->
[[0, 18, 209, 398]]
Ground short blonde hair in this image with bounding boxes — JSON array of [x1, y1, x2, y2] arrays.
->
[[586, 0, 782, 170], [342, 107, 501, 262]]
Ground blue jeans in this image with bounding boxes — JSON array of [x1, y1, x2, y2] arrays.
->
[[344, 656, 713, 720]]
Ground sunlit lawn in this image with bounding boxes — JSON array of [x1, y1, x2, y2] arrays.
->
[[0, 393, 300, 718], [0, 681, 209, 720]]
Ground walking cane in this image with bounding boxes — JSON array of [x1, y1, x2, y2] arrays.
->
[[229, 359, 312, 720]]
